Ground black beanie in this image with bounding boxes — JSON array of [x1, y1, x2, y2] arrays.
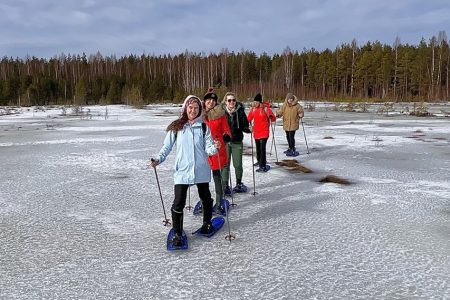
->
[[254, 93, 263, 103], [203, 87, 218, 101]]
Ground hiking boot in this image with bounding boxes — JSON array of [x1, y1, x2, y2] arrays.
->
[[213, 204, 226, 216], [286, 149, 299, 157], [199, 222, 213, 234], [172, 233, 182, 247], [256, 165, 270, 173], [256, 167, 265, 173], [253, 161, 259, 166], [233, 183, 248, 193], [283, 148, 291, 154], [224, 186, 232, 196]]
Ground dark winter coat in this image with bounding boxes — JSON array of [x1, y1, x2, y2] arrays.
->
[[221, 102, 250, 143]]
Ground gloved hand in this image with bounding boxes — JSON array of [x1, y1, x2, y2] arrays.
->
[[214, 139, 221, 149], [150, 158, 159, 168], [223, 134, 231, 143]]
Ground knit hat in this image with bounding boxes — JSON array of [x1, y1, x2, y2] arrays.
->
[[285, 93, 294, 101], [203, 87, 218, 101], [254, 93, 263, 103], [181, 95, 202, 118]]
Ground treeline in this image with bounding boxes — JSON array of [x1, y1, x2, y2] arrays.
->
[[0, 33, 449, 106]]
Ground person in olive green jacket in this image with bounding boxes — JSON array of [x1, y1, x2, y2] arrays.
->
[[277, 93, 304, 157]]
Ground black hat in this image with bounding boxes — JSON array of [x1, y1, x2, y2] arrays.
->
[[203, 87, 218, 101], [254, 93, 263, 103]]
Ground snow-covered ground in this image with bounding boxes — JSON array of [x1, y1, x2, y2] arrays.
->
[[1, 104, 449, 299]]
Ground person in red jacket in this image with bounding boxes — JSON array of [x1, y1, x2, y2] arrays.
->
[[203, 89, 232, 214], [247, 93, 276, 172]]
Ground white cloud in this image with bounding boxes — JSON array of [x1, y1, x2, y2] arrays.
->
[[0, 0, 449, 58]]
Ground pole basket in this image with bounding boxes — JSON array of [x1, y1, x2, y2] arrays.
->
[[162, 219, 171, 226], [225, 234, 236, 241], [230, 203, 237, 208], [185, 205, 193, 211]]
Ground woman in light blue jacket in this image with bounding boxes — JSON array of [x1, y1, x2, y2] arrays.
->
[[151, 95, 220, 247]]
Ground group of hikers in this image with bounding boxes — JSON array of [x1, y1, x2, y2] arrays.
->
[[150, 89, 304, 246]]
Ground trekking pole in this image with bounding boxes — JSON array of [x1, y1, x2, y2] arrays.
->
[[150, 159, 171, 226], [228, 167, 236, 207], [186, 185, 193, 211], [269, 100, 274, 156], [269, 122, 275, 156], [250, 130, 257, 196], [216, 137, 235, 242], [270, 119, 279, 165], [301, 119, 310, 154]]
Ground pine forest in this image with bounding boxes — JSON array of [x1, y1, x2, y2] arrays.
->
[[1, 33, 449, 106]]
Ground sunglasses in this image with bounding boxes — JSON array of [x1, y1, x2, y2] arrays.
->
[[227, 99, 236, 102]]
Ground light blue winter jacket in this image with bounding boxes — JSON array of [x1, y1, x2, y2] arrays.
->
[[157, 117, 217, 184]]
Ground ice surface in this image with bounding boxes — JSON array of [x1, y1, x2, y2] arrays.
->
[[1, 104, 449, 299]]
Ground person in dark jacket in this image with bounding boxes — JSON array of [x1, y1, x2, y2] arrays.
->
[[221, 92, 251, 194]]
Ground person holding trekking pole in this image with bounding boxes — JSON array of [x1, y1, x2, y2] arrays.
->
[[276, 92, 304, 157], [202, 88, 232, 215], [150, 95, 220, 247], [247, 93, 276, 173], [221, 92, 251, 195]]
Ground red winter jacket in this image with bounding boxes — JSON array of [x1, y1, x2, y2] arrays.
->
[[204, 109, 231, 170], [247, 102, 276, 139]]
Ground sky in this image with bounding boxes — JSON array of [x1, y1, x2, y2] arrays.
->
[[1, 0, 450, 59]]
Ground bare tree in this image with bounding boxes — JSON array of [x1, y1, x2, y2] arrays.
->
[[437, 31, 447, 99], [350, 39, 357, 97], [283, 46, 294, 90], [393, 36, 401, 100], [430, 36, 437, 99], [220, 48, 228, 87]]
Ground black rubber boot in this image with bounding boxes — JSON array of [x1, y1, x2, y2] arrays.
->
[[171, 209, 184, 246], [201, 197, 213, 226], [199, 221, 213, 234]]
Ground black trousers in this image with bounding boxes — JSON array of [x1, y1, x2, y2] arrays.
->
[[173, 183, 212, 212], [255, 138, 268, 168], [285, 130, 296, 150], [172, 183, 213, 234]]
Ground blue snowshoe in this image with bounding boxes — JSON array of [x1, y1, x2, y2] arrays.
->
[[286, 149, 300, 157], [232, 183, 248, 193], [193, 216, 225, 238], [193, 200, 202, 216], [213, 199, 231, 216], [167, 229, 188, 251], [224, 185, 233, 196], [256, 165, 271, 173]]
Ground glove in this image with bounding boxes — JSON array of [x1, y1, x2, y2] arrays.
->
[[150, 158, 159, 168], [223, 134, 231, 143]]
